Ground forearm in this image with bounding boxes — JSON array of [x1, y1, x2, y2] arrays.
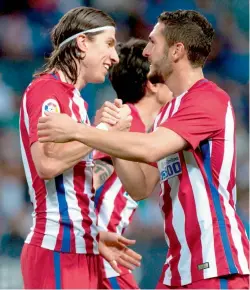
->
[[44, 141, 92, 175], [111, 158, 147, 201], [75, 124, 154, 163]]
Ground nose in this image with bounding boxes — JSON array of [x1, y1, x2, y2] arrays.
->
[[111, 47, 119, 64], [143, 43, 150, 57]]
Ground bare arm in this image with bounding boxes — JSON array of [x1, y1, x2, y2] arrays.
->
[[31, 141, 92, 179], [37, 112, 187, 163], [73, 125, 187, 163], [93, 159, 114, 190], [112, 158, 160, 201]]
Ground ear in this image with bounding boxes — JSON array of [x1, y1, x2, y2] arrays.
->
[[146, 80, 158, 94], [76, 34, 88, 53], [172, 42, 185, 61]]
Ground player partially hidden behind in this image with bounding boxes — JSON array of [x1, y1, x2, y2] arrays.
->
[[37, 10, 249, 289], [19, 7, 140, 289], [93, 38, 173, 289]]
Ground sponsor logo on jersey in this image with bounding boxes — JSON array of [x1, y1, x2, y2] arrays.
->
[[42, 99, 60, 116]]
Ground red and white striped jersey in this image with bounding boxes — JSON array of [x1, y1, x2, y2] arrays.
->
[[154, 79, 249, 286], [19, 74, 99, 254], [94, 104, 144, 278]]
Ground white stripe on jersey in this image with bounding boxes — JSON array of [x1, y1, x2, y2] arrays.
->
[[85, 165, 99, 254], [72, 89, 87, 123], [69, 98, 78, 120], [20, 94, 36, 244], [97, 178, 122, 230], [171, 92, 186, 116], [116, 194, 138, 235], [218, 103, 249, 273], [163, 177, 192, 286], [62, 168, 86, 253], [41, 179, 60, 250], [183, 151, 218, 279], [159, 103, 172, 125]]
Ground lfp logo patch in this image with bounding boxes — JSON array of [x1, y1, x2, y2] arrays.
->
[[42, 99, 60, 116]]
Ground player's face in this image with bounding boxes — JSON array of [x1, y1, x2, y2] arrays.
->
[[82, 28, 119, 83], [143, 22, 173, 84]]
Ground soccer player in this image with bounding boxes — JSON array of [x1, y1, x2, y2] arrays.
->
[[93, 38, 173, 289], [19, 7, 141, 289], [38, 10, 249, 289]]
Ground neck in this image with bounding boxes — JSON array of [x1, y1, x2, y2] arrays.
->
[[134, 95, 162, 131], [166, 65, 204, 97], [57, 70, 87, 91]]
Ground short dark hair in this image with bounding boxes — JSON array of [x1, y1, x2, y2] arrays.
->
[[34, 7, 115, 83], [158, 10, 215, 67], [109, 38, 149, 104]]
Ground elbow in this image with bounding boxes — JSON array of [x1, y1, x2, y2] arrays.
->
[[36, 162, 59, 180], [139, 144, 161, 164], [126, 190, 149, 202]]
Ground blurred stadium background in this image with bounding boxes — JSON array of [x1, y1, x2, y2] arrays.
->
[[0, 0, 248, 288]]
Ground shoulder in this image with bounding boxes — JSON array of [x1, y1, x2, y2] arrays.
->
[[24, 75, 74, 107], [182, 80, 231, 111], [27, 75, 71, 97]]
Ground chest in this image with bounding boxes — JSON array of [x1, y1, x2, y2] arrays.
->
[[62, 93, 89, 125]]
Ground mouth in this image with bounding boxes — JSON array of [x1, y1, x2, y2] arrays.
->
[[103, 64, 111, 71]]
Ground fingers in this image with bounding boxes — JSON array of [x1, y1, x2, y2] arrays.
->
[[38, 116, 50, 123], [37, 123, 49, 130], [37, 128, 50, 137], [103, 106, 120, 119], [109, 260, 122, 274], [99, 118, 117, 126], [123, 248, 142, 263], [118, 235, 136, 246], [114, 98, 123, 108], [38, 136, 54, 143], [103, 101, 120, 113], [119, 250, 141, 267], [101, 111, 119, 124], [116, 257, 135, 271]]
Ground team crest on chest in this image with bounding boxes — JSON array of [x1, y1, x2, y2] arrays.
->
[[42, 99, 60, 116], [157, 153, 182, 183]]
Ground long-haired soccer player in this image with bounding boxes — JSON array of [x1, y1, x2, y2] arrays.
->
[[19, 7, 141, 289]]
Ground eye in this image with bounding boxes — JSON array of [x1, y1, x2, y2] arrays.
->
[[107, 40, 115, 48]]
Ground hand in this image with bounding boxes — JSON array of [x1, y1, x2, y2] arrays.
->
[[94, 99, 122, 126], [111, 104, 132, 132], [98, 231, 142, 274], [38, 112, 79, 143], [95, 99, 132, 132]]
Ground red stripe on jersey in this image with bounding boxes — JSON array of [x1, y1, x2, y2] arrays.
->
[[161, 181, 181, 285], [20, 105, 47, 247], [74, 162, 94, 253], [178, 152, 204, 282], [107, 188, 126, 232]]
